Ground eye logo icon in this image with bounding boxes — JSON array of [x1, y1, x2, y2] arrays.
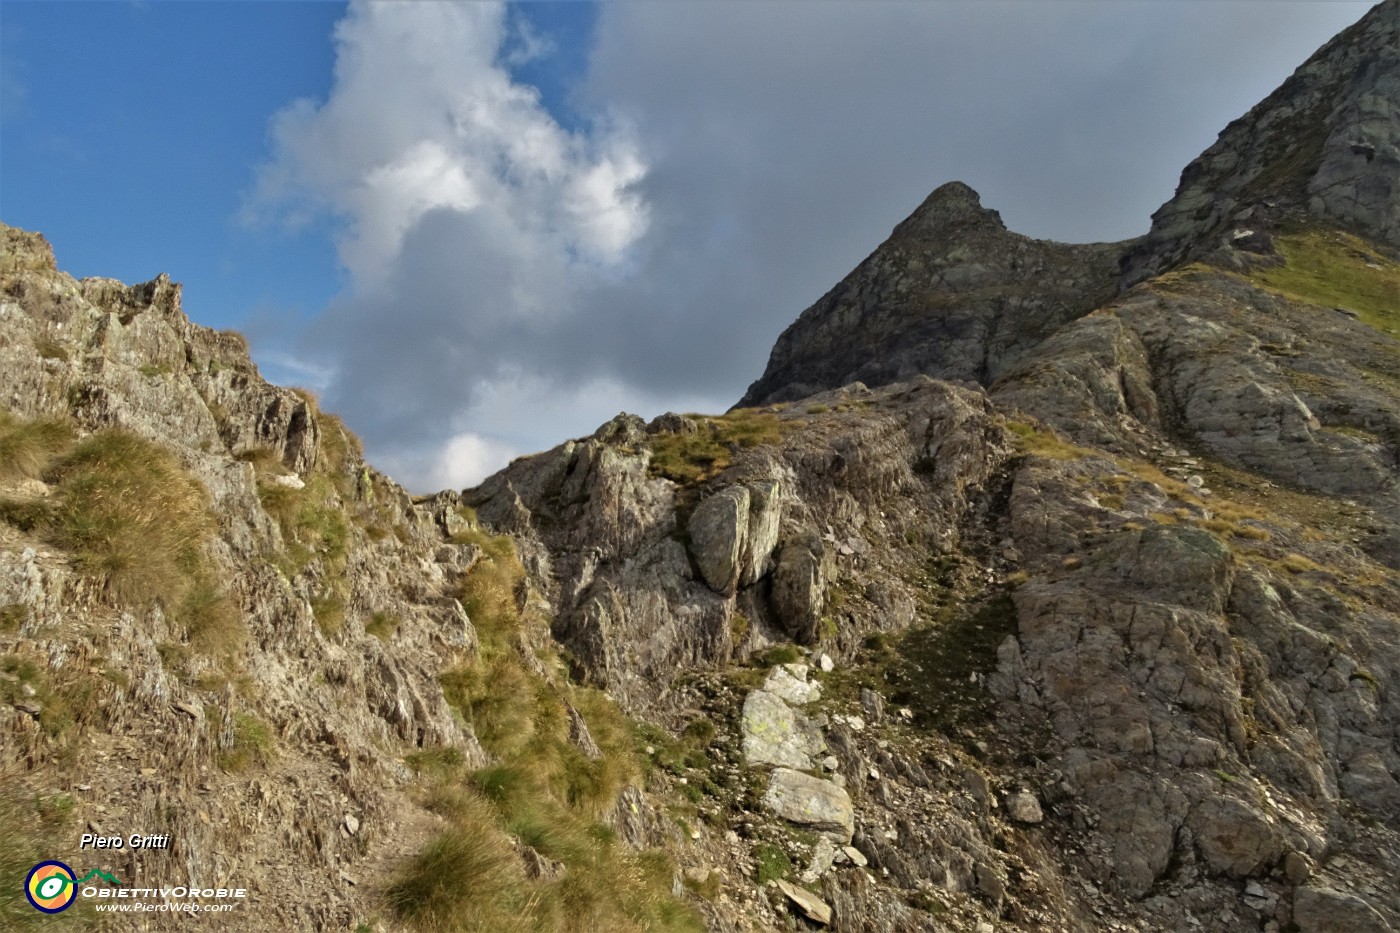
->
[[25, 861, 77, 913]]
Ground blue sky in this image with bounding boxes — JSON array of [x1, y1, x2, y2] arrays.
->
[[1, 1, 596, 338], [0, 0, 1379, 489]]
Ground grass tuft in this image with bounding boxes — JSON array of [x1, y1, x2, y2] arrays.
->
[[648, 409, 783, 484], [0, 411, 73, 480], [395, 520, 700, 933], [219, 713, 275, 773]]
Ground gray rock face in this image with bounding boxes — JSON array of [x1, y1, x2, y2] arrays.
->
[[1294, 885, 1394, 933], [688, 485, 750, 594], [738, 182, 1130, 407], [0, 223, 504, 930], [1122, 0, 1400, 284], [764, 663, 821, 705], [763, 767, 855, 843], [1003, 790, 1043, 824], [468, 377, 1013, 707], [742, 688, 825, 769]]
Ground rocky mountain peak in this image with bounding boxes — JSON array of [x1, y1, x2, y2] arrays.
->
[[892, 180, 1006, 238], [737, 181, 1128, 408], [1121, 0, 1400, 284]]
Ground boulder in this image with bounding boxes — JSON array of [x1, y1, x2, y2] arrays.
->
[[776, 879, 833, 926], [742, 690, 824, 769], [764, 768, 855, 843], [688, 486, 750, 594], [764, 663, 822, 705]]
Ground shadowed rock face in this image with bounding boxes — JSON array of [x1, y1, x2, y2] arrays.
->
[[737, 181, 1131, 408], [1121, 0, 1400, 286]]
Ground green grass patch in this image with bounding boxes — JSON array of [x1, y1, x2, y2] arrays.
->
[[1004, 419, 1095, 461], [883, 591, 1019, 731], [755, 644, 802, 667], [0, 780, 101, 929], [218, 713, 275, 773], [753, 842, 791, 884], [367, 611, 400, 640], [0, 604, 25, 633], [311, 591, 346, 638], [0, 654, 103, 739], [648, 409, 784, 484], [394, 520, 702, 933], [1251, 229, 1400, 340]]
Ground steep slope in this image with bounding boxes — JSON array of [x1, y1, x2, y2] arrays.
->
[[4, 4, 1399, 932], [472, 5, 1400, 932], [1121, 0, 1399, 285], [737, 182, 1129, 408], [0, 226, 702, 932]]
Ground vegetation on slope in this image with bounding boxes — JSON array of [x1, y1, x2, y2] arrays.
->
[[648, 408, 784, 484], [390, 516, 703, 933], [1251, 228, 1400, 339], [0, 779, 99, 929], [0, 410, 241, 654]]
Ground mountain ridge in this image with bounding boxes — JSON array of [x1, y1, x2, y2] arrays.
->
[[3, 3, 1400, 931]]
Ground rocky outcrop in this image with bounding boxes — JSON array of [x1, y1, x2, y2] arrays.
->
[[0, 225, 537, 930], [1121, 0, 1400, 284], [468, 378, 1014, 709], [738, 182, 1131, 407]]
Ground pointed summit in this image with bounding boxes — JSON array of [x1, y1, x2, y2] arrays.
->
[[737, 185, 1126, 408], [894, 181, 1007, 238], [1122, 0, 1399, 284]]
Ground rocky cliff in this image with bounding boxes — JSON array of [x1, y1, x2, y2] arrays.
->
[[471, 2, 1400, 930], [0, 226, 702, 932], [737, 182, 1128, 408], [3, 2, 1400, 932]]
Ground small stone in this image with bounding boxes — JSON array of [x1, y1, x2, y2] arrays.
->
[[689, 828, 701, 840], [776, 879, 832, 925], [139, 768, 156, 777], [859, 688, 885, 724], [1005, 791, 1044, 824], [800, 836, 838, 882], [819, 653, 834, 673], [20, 683, 36, 697], [898, 708, 913, 720], [847, 715, 865, 732], [821, 756, 839, 771], [345, 814, 360, 835], [684, 867, 711, 885], [1283, 850, 1314, 885], [841, 845, 868, 868], [76, 784, 91, 792]]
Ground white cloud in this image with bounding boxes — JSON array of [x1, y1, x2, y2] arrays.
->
[[245, 0, 1374, 493], [248, 0, 647, 288]]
